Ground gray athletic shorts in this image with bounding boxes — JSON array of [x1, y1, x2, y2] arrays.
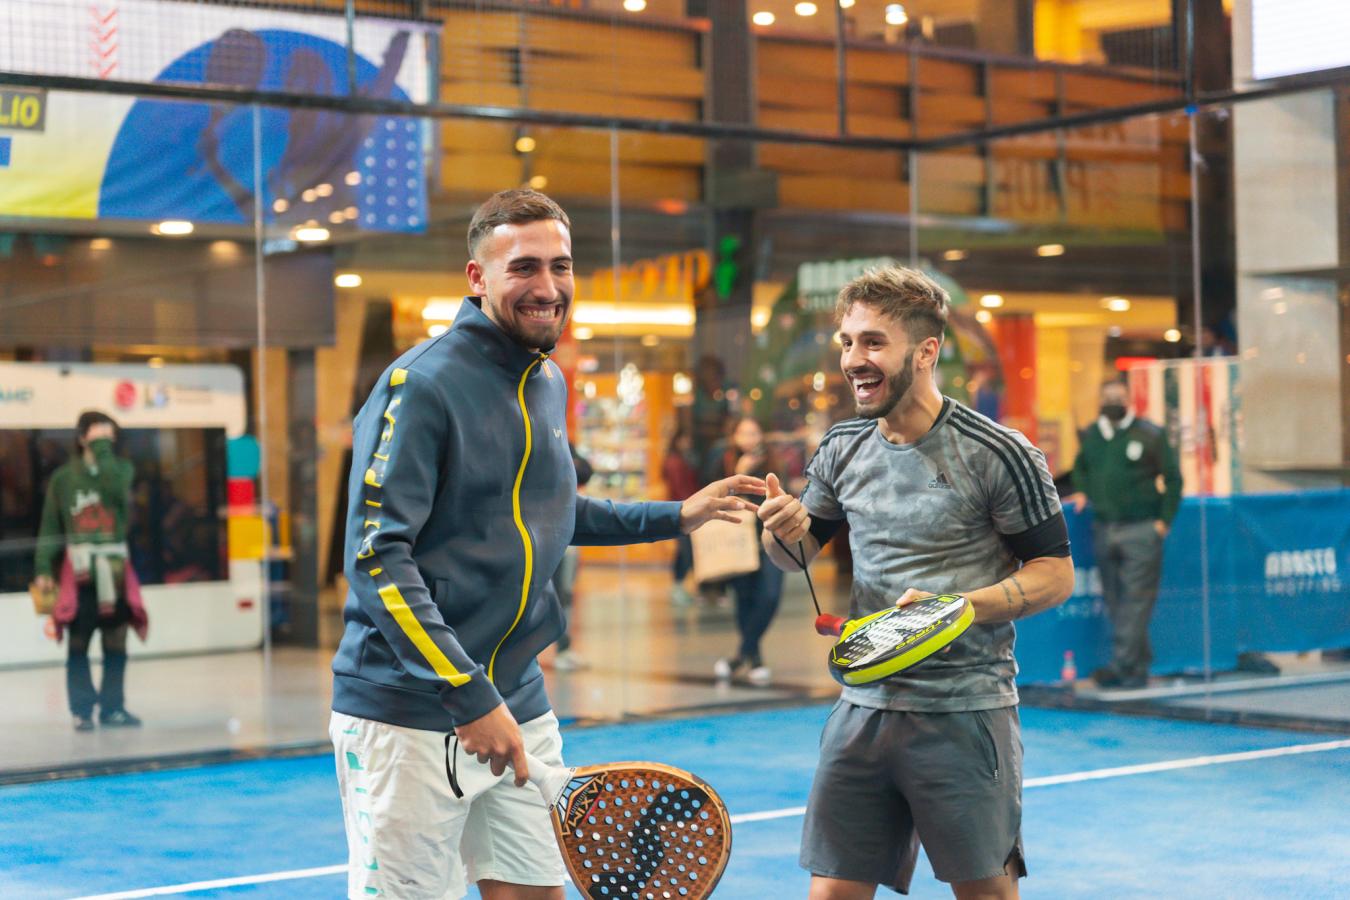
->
[[799, 701, 1026, 894]]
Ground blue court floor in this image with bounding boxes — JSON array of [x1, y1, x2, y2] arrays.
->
[[2, 705, 1348, 899]]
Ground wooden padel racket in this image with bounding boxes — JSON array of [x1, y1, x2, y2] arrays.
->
[[522, 752, 732, 900], [815, 593, 974, 686]]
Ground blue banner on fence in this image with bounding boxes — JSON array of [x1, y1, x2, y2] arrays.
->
[[1015, 489, 1350, 683]]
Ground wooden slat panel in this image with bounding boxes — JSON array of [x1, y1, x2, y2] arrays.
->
[[441, 10, 521, 52], [757, 108, 912, 139], [526, 57, 704, 99], [530, 87, 699, 120], [990, 67, 1058, 102], [529, 130, 706, 166], [989, 97, 1054, 124], [758, 41, 838, 81], [440, 152, 523, 194], [441, 82, 524, 108], [916, 152, 986, 187], [845, 48, 911, 86], [919, 183, 983, 216], [758, 144, 903, 178], [533, 160, 701, 202], [757, 75, 902, 117], [441, 121, 516, 154], [915, 92, 987, 126], [1060, 73, 1178, 108], [777, 174, 908, 212], [917, 57, 980, 93], [525, 19, 698, 66]]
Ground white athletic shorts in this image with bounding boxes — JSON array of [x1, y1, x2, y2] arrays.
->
[[330, 710, 567, 900]]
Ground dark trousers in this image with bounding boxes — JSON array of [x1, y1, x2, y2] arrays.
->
[[727, 550, 785, 662], [672, 534, 694, 583], [1094, 519, 1165, 680], [67, 583, 132, 719]]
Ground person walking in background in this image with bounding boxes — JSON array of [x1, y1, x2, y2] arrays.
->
[[551, 445, 592, 672], [712, 416, 786, 686], [662, 426, 701, 607], [33, 411, 148, 732], [1067, 380, 1182, 689]]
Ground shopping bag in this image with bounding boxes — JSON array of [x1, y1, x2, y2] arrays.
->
[[690, 515, 761, 584]]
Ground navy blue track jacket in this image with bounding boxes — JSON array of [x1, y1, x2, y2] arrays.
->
[[332, 298, 682, 730]]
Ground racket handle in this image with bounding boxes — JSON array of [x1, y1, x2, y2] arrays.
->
[[519, 751, 575, 810], [815, 614, 845, 636]]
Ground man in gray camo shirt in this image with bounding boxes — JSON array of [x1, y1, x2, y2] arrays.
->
[[758, 266, 1074, 900]]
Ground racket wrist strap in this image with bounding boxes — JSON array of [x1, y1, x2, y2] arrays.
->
[[772, 534, 823, 618]]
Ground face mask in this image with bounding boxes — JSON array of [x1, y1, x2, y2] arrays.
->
[[1101, 403, 1127, 422]]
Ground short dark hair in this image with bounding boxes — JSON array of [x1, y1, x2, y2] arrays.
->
[[835, 265, 949, 344], [466, 189, 571, 259], [75, 410, 118, 450]]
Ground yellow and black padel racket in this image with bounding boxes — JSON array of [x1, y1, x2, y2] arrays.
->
[[815, 594, 974, 686]]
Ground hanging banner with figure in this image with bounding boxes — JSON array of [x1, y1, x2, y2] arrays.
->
[[0, 0, 436, 233]]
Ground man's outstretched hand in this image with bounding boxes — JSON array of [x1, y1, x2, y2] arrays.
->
[[679, 474, 767, 533], [758, 473, 811, 544]]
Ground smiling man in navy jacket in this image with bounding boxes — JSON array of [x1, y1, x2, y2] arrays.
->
[[329, 189, 764, 900]]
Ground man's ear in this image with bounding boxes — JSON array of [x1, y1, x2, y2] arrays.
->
[[466, 258, 487, 296]]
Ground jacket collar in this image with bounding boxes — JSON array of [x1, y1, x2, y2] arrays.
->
[[1097, 412, 1135, 441], [451, 297, 551, 373]]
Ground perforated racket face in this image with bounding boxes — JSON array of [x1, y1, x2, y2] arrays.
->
[[829, 594, 973, 684], [552, 763, 731, 900]]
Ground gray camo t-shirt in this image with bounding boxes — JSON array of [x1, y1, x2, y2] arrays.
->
[[801, 397, 1062, 712]]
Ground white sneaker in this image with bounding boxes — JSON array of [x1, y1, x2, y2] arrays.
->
[[713, 657, 738, 680], [747, 665, 772, 686], [554, 650, 587, 671]]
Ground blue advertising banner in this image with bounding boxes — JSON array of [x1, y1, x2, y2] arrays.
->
[[1015, 489, 1350, 683]]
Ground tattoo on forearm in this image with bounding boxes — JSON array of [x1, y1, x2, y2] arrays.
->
[[1010, 574, 1030, 618], [1000, 581, 1014, 614]]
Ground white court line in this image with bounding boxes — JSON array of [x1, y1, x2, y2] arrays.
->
[[69, 737, 1350, 899]]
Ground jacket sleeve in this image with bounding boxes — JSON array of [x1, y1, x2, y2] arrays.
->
[[572, 495, 683, 546], [33, 477, 63, 578], [1157, 429, 1183, 525], [346, 367, 504, 725], [1070, 430, 1092, 496]]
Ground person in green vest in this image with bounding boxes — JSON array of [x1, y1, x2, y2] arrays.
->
[[33, 410, 148, 731], [1068, 380, 1182, 689]]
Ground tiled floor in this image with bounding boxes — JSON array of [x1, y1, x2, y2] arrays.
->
[[0, 562, 843, 776]]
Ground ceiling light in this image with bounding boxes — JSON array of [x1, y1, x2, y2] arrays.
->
[[1164, 328, 1181, 343], [640, 334, 660, 347], [885, 3, 908, 26], [839, 0, 855, 7], [574, 327, 595, 341], [422, 299, 463, 321], [1036, 243, 1065, 257], [571, 304, 695, 327], [529, 175, 548, 190], [979, 294, 1005, 308], [975, 310, 993, 324], [335, 273, 363, 288], [1102, 296, 1131, 312], [427, 324, 449, 338], [153, 220, 193, 236], [292, 226, 330, 242], [623, 0, 647, 10], [795, 2, 818, 15], [515, 136, 536, 153], [942, 249, 967, 261], [752, 11, 775, 26]]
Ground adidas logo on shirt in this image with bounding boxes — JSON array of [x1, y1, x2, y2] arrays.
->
[[928, 471, 953, 490]]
